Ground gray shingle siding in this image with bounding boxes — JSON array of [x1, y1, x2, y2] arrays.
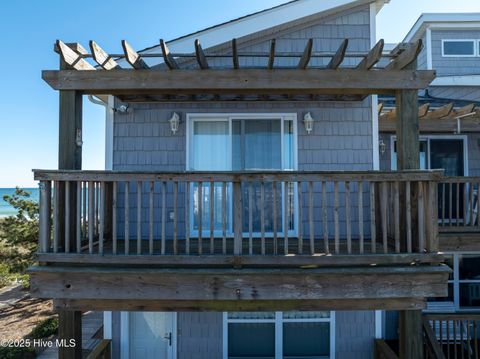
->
[[431, 29, 480, 76], [335, 311, 376, 359], [417, 33, 428, 70]]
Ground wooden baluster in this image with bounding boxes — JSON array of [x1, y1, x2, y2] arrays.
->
[[248, 182, 253, 255], [406, 181, 412, 253], [308, 181, 314, 255], [88, 181, 94, 254], [370, 182, 376, 254], [222, 182, 227, 255], [418, 182, 425, 252], [99, 182, 105, 255], [464, 183, 468, 227], [112, 182, 117, 255], [380, 182, 388, 254], [447, 319, 451, 359], [284, 181, 289, 255], [449, 182, 453, 227], [185, 182, 190, 255], [125, 182, 130, 255], [136, 181, 142, 254], [53, 181, 59, 253], [394, 181, 400, 253], [470, 182, 474, 227], [474, 320, 478, 359], [76, 181, 81, 254], [198, 182, 203, 255], [442, 183, 446, 226], [334, 181, 340, 254], [440, 319, 443, 352], [297, 182, 303, 254], [173, 181, 178, 255], [95, 182, 99, 237], [161, 181, 166, 255], [65, 181, 70, 253], [210, 181, 214, 254], [39, 180, 52, 253], [83, 181, 87, 240], [454, 320, 458, 359], [273, 181, 278, 255], [358, 181, 364, 254], [149, 181, 154, 255], [345, 181, 351, 254], [467, 320, 471, 359], [260, 182, 265, 255], [456, 182, 460, 227], [322, 181, 328, 254], [233, 180, 242, 256], [461, 320, 465, 359], [428, 181, 439, 252]]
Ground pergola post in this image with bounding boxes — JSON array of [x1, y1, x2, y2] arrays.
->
[[395, 77, 424, 358], [57, 43, 83, 359]]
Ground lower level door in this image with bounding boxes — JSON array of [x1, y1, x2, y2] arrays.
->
[[129, 312, 175, 359]]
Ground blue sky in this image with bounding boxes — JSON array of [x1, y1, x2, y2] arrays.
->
[[1, 0, 480, 187]]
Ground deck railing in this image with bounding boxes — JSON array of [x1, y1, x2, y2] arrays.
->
[[34, 170, 443, 258], [437, 177, 480, 231], [424, 313, 480, 359]]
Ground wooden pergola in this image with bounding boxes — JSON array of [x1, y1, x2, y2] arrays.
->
[[379, 102, 479, 133], [43, 37, 438, 359]]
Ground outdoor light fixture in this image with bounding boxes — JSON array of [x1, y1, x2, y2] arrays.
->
[[303, 112, 314, 134], [115, 104, 129, 113], [169, 112, 181, 134], [379, 139, 386, 154]]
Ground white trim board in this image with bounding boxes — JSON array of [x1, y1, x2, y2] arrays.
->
[[404, 13, 480, 42], [117, 0, 386, 68], [431, 74, 480, 87]]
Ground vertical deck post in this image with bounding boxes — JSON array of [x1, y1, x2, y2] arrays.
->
[[395, 60, 424, 358], [56, 42, 84, 359], [58, 310, 82, 359], [233, 179, 243, 256], [399, 310, 423, 359]]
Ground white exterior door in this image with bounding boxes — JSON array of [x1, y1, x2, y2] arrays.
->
[[128, 312, 175, 359]]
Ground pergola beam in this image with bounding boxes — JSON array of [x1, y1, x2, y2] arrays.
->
[[121, 40, 149, 69], [297, 38, 313, 69], [327, 39, 348, 69], [268, 39, 276, 69], [89, 41, 120, 70], [160, 39, 180, 70], [194, 39, 210, 69], [357, 39, 384, 70], [42, 69, 436, 95]]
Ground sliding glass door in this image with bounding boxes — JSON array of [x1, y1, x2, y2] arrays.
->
[[188, 114, 297, 237]]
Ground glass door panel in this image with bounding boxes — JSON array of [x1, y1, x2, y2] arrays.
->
[[431, 139, 465, 221], [191, 120, 231, 233]]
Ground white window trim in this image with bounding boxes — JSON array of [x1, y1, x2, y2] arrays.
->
[[222, 311, 335, 359], [389, 134, 469, 176], [441, 39, 477, 58], [186, 113, 299, 238]]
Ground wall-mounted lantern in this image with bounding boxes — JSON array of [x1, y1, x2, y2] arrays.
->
[[303, 112, 314, 134], [169, 112, 181, 134], [379, 139, 386, 154]]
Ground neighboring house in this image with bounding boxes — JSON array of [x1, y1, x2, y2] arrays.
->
[[30, 1, 455, 359], [378, 12, 480, 352]]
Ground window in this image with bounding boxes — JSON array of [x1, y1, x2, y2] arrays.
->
[[442, 40, 476, 57], [428, 253, 480, 311], [224, 312, 334, 359], [187, 114, 297, 237]]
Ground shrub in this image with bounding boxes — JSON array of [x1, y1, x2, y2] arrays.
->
[[28, 317, 58, 339]]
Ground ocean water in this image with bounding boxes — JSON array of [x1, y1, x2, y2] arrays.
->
[[0, 188, 39, 217]]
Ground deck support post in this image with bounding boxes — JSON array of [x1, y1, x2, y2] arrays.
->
[[57, 44, 83, 359], [396, 62, 424, 359], [399, 310, 423, 359], [57, 44, 83, 252], [58, 310, 83, 359]]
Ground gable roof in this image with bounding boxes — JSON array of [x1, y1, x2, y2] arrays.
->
[[404, 13, 480, 42], [118, 0, 388, 67]]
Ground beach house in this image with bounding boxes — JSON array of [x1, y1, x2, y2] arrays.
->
[[30, 0, 455, 358]]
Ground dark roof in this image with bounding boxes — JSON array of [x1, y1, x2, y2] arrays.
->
[[379, 91, 480, 109]]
